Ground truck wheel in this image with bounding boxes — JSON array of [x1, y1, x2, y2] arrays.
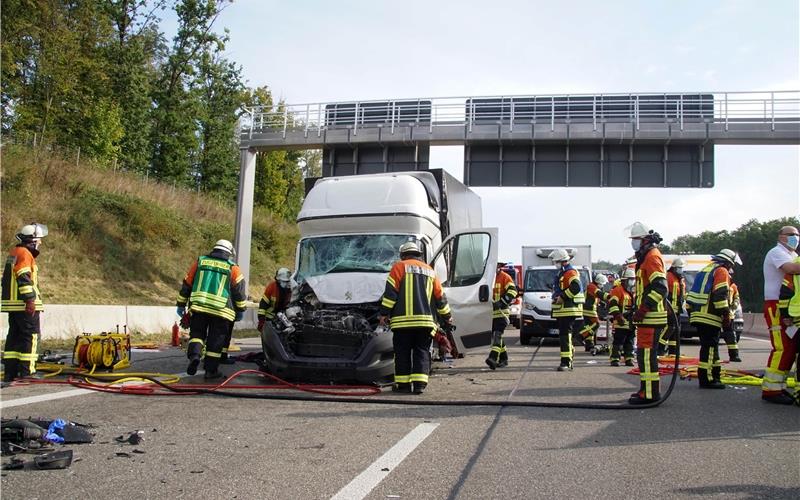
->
[[519, 328, 531, 346]]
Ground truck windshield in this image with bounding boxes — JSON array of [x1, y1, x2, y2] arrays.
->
[[296, 234, 422, 284], [524, 268, 591, 292]]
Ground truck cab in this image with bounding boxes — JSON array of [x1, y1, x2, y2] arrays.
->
[[260, 170, 498, 384]]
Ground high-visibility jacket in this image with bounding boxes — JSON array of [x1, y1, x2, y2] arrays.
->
[[728, 282, 740, 315], [177, 253, 247, 321], [379, 258, 451, 332], [1, 246, 43, 313], [607, 283, 634, 329], [778, 258, 800, 326], [552, 264, 584, 318], [634, 247, 668, 326], [666, 269, 685, 314], [688, 264, 730, 328], [258, 280, 291, 320], [583, 282, 607, 319], [492, 270, 518, 320]]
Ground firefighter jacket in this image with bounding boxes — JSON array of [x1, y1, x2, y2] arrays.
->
[[779, 259, 800, 326], [379, 258, 451, 332], [552, 264, 584, 318], [258, 281, 291, 320], [177, 251, 247, 321], [492, 270, 518, 320], [728, 282, 740, 316], [687, 264, 730, 328], [607, 283, 634, 330], [1, 245, 43, 313], [666, 269, 686, 314], [634, 246, 668, 326], [583, 282, 608, 319]]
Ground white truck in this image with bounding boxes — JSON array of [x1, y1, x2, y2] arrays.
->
[[260, 169, 498, 384], [519, 245, 592, 345]]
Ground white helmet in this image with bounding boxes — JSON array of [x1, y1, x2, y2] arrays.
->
[[275, 267, 291, 284], [213, 239, 235, 256], [622, 268, 636, 279], [671, 257, 686, 268], [16, 223, 48, 243], [713, 249, 742, 266], [548, 248, 571, 263], [627, 221, 652, 239], [593, 274, 608, 286], [399, 241, 422, 257]]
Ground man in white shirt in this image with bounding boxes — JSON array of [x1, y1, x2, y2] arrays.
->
[[762, 225, 800, 405]]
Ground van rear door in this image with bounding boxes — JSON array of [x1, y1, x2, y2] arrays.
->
[[429, 228, 498, 353]]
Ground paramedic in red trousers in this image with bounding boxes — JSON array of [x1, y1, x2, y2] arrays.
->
[[777, 255, 800, 405], [608, 268, 636, 367], [762, 225, 800, 405], [378, 241, 452, 394], [257, 267, 293, 332], [687, 249, 740, 389], [580, 273, 608, 352], [177, 240, 247, 380], [627, 222, 668, 405], [549, 248, 585, 371], [660, 257, 686, 356], [1, 223, 48, 386], [486, 262, 518, 370]]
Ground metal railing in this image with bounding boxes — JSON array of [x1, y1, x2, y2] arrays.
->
[[239, 90, 800, 138]]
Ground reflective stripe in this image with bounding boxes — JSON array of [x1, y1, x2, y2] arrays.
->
[[409, 373, 429, 383], [205, 351, 221, 358], [394, 374, 411, 383]]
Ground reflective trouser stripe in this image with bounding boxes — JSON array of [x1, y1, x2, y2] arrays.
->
[[762, 301, 795, 394], [205, 351, 221, 358], [640, 347, 660, 399], [394, 374, 411, 384], [409, 373, 428, 383]]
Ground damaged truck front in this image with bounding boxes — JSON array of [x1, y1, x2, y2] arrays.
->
[[260, 169, 498, 384]]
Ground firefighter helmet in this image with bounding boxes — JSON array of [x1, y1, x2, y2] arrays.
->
[[627, 221, 652, 239], [399, 241, 422, 257], [713, 249, 742, 266], [548, 248, 571, 263], [622, 268, 636, 279], [16, 223, 48, 243], [593, 274, 608, 286], [275, 267, 291, 283], [213, 239, 235, 256], [671, 257, 686, 268]]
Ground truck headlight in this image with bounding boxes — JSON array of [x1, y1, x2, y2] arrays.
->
[[523, 302, 535, 311]]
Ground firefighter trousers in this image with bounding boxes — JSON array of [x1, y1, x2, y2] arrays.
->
[[487, 317, 510, 365], [634, 324, 664, 400], [579, 316, 599, 348], [187, 312, 230, 373], [762, 300, 799, 396], [610, 327, 635, 363], [393, 327, 433, 390], [557, 316, 582, 367], [696, 323, 723, 385], [2, 311, 40, 382], [720, 327, 739, 361]]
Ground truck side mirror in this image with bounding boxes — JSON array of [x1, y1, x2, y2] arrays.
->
[[479, 285, 489, 302]]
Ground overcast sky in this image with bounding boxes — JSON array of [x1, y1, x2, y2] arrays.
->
[[168, 0, 799, 263]]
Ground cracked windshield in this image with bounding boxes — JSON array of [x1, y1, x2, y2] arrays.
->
[[296, 234, 421, 284]]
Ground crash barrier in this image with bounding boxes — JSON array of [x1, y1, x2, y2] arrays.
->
[[0, 305, 258, 341]]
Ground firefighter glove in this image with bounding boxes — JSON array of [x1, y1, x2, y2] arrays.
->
[[24, 300, 36, 316], [176, 306, 185, 317], [257, 317, 265, 332], [632, 306, 649, 323], [235, 310, 244, 322]]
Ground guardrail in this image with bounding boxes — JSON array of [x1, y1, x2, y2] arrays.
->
[[240, 90, 800, 139]]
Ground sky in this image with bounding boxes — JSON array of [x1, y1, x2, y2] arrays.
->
[[164, 0, 799, 263]]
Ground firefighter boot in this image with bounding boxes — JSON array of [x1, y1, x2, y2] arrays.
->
[[728, 349, 741, 362], [392, 383, 411, 393], [629, 381, 661, 405], [698, 368, 724, 389], [610, 345, 621, 367], [412, 382, 427, 395], [485, 331, 503, 370]]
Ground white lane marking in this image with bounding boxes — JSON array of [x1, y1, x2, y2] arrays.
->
[[1, 388, 94, 409], [331, 422, 440, 500], [740, 336, 770, 343]]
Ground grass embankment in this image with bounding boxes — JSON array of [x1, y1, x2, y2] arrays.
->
[[1, 144, 299, 305]]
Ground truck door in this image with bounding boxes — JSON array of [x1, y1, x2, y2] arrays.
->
[[429, 228, 498, 353]]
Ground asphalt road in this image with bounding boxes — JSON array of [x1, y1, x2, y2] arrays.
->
[[1, 327, 798, 499]]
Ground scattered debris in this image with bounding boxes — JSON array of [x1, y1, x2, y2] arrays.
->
[[115, 430, 144, 445], [2, 450, 74, 470]]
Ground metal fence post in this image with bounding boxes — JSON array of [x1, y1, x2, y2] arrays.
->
[[551, 97, 555, 132], [318, 103, 323, 137], [282, 107, 288, 139], [510, 98, 514, 132], [771, 92, 775, 131], [724, 93, 729, 131], [304, 104, 310, 137]]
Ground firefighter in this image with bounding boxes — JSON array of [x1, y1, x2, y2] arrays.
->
[[486, 262, 518, 370], [660, 257, 686, 356], [177, 240, 247, 380], [608, 268, 636, 367], [628, 222, 668, 404], [549, 248, 585, 371], [687, 249, 741, 389], [580, 273, 609, 352], [777, 256, 800, 405], [1, 223, 48, 386], [378, 241, 452, 394], [257, 267, 293, 333], [721, 274, 742, 362], [762, 225, 800, 404]]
